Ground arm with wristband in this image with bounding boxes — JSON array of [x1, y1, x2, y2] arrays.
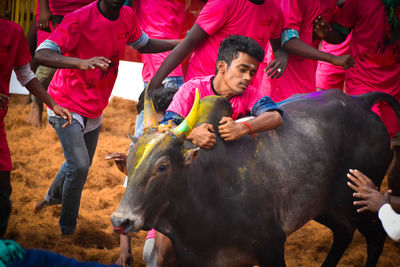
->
[[218, 96, 283, 141]]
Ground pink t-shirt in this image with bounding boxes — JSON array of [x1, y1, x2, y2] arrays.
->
[[167, 75, 263, 120], [316, 33, 352, 90], [262, 0, 337, 102], [36, 0, 96, 45], [316, 5, 352, 90], [336, 0, 400, 95], [135, 0, 185, 82], [0, 19, 32, 171], [185, 0, 283, 82], [0, 19, 31, 125], [47, 2, 143, 118]]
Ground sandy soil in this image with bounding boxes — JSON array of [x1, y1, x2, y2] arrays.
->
[[4, 94, 400, 266]]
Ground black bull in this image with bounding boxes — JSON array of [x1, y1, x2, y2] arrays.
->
[[111, 89, 400, 266]]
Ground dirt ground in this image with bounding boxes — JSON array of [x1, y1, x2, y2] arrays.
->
[[4, 94, 400, 266]]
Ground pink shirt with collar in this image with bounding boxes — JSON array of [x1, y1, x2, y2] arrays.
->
[[167, 75, 263, 120]]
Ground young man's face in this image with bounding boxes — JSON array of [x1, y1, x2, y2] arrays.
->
[[221, 52, 259, 96]]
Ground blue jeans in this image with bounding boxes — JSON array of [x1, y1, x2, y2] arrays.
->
[[135, 76, 184, 137], [46, 117, 101, 234]]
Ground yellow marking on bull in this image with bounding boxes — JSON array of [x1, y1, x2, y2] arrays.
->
[[130, 133, 175, 181], [238, 166, 247, 178]]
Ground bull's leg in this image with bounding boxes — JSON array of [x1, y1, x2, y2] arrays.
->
[[257, 228, 286, 267], [314, 214, 355, 267], [355, 217, 386, 267]]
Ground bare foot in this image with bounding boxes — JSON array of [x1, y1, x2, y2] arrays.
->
[[27, 102, 43, 128], [33, 199, 48, 214]]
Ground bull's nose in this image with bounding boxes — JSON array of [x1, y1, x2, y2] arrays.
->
[[111, 208, 145, 234], [110, 215, 129, 234]]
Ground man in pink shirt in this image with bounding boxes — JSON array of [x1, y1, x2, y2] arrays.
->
[[32, 0, 179, 236], [316, 0, 352, 91], [316, 36, 351, 90], [0, 18, 71, 196], [116, 35, 283, 266], [314, 0, 400, 139], [28, 0, 96, 127], [261, 0, 355, 102], [162, 35, 283, 149]]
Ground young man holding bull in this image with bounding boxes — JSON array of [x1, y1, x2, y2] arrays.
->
[[110, 35, 283, 267], [161, 34, 283, 149]]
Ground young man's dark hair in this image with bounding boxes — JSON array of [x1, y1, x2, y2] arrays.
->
[[151, 85, 179, 114], [215, 35, 265, 74]]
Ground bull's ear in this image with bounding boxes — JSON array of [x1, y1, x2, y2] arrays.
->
[[128, 135, 139, 144], [184, 148, 199, 166]]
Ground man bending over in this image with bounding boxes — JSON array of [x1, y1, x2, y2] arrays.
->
[[161, 35, 283, 149]]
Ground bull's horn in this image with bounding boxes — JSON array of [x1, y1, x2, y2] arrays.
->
[[173, 88, 200, 139], [143, 82, 158, 130]]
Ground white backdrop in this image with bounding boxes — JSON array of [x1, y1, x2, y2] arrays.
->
[[9, 60, 144, 101]]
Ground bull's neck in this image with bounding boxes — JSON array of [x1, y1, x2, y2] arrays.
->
[[161, 147, 228, 238]]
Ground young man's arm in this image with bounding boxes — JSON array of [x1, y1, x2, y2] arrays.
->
[[38, 0, 52, 32], [14, 63, 72, 127], [282, 32, 354, 69], [347, 169, 400, 241], [218, 111, 282, 141], [137, 39, 180, 54], [35, 48, 111, 70], [147, 24, 209, 90], [347, 169, 400, 213], [219, 95, 283, 141]]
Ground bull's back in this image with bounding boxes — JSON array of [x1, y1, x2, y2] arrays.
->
[[217, 90, 392, 234]]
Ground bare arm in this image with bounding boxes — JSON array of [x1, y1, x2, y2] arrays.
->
[[137, 38, 180, 54], [35, 49, 111, 70], [38, 0, 52, 32], [116, 234, 133, 267], [218, 111, 283, 141], [24, 77, 72, 127], [283, 38, 354, 69], [148, 24, 209, 89], [347, 169, 389, 213]]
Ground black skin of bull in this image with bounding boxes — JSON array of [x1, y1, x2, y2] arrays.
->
[[112, 89, 400, 267]]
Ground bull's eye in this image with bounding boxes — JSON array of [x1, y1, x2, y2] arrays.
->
[[158, 164, 168, 173]]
